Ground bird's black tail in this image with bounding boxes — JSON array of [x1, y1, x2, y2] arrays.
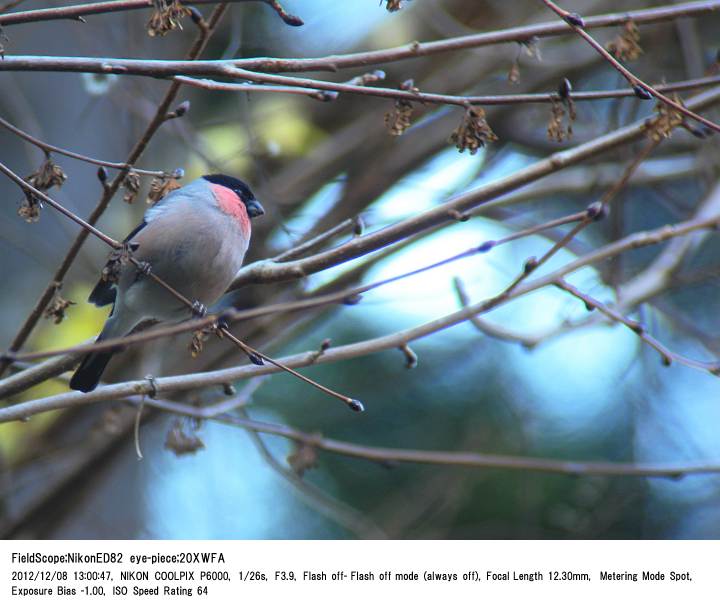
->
[[69, 340, 115, 393]]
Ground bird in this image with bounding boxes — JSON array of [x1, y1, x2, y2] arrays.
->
[[69, 174, 264, 393]]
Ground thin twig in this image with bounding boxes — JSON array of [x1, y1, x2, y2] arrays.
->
[[147, 398, 720, 479], [235, 403, 387, 538], [539, 0, 720, 133], [555, 279, 720, 374], [0, 115, 173, 177], [0, 4, 230, 376], [0, 0, 302, 26], [177, 74, 720, 106], [273, 218, 359, 263], [4, 57, 720, 110], [5, 208, 720, 423], [228, 85, 720, 290], [0, 160, 121, 248], [1, 208, 597, 364], [3, 1, 715, 72]]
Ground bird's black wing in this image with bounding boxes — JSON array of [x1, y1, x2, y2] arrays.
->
[[88, 221, 147, 307]]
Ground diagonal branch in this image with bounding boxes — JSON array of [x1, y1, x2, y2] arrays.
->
[[0, 114, 173, 177], [0, 4, 229, 376], [4, 208, 720, 424], [228, 85, 720, 290], [539, 0, 720, 133]]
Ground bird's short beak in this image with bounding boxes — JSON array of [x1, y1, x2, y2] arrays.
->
[[246, 199, 265, 218]]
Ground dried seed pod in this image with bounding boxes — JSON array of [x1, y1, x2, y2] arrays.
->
[[122, 170, 141, 204], [385, 0, 403, 12], [449, 106, 498, 154], [521, 37, 542, 61], [0, 27, 7, 58], [287, 441, 319, 477], [189, 329, 207, 358], [647, 94, 685, 141], [547, 95, 576, 143], [44, 286, 76, 325], [146, 174, 182, 205], [100, 251, 125, 285], [17, 192, 42, 223], [164, 418, 205, 456], [606, 21, 643, 62], [384, 99, 414, 136], [146, 0, 192, 37], [26, 156, 67, 191]]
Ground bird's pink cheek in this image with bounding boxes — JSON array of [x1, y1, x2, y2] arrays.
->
[[211, 184, 251, 235]]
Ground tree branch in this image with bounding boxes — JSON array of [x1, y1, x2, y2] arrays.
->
[[148, 397, 720, 480], [4, 207, 720, 423], [0, 3, 230, 376], [228, 85, 720, 289], [0, 114, 174, 177], [0, 0, 302, 27], [539, 0, 720, 133]]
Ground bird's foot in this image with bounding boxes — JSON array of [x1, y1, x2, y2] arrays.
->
[[191, 300, 207, 318], [137, 261, 153, 276], [144, 374, 159, 398]]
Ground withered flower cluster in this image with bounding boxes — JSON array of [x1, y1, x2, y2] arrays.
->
[[43, 284, 76, 325], [384, 79, 419, 136], [607, 21, 643, 62], [450, 106, 498, 154], [165, 418, 205, 456], [146, 0, 192, 37], [385, 0, 404, 12], [647, 94, 685, 141], [18, 155, 67, 222], [122, 171, 141, 204], [147, 174, 183, 205], [547, 79, 577, 143]]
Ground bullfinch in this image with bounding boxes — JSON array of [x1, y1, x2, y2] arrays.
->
[[69, 174, 264, 393]]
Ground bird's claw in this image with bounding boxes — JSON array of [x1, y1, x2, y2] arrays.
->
[[144, 374, 159, 398], [137, 261, 152, 276], [191, 301, 207, 318]]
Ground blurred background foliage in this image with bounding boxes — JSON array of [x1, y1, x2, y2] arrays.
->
[[1, 0, 720, 539]]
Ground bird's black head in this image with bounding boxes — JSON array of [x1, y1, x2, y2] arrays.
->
[[203, 174, 265, 218]]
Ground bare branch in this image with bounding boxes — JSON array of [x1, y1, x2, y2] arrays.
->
[[539, 0, 720, 133], [0, 115, 174, 177], [4, 1, 714, 72], [150, 397, 720, 480], [0, 3, 230, 376], [4, 208, 720, 423], [555, 279, 720, 373], [0, 0, 302, 27], [3, 57, 720, 111], [229, 85, 720, 289]]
